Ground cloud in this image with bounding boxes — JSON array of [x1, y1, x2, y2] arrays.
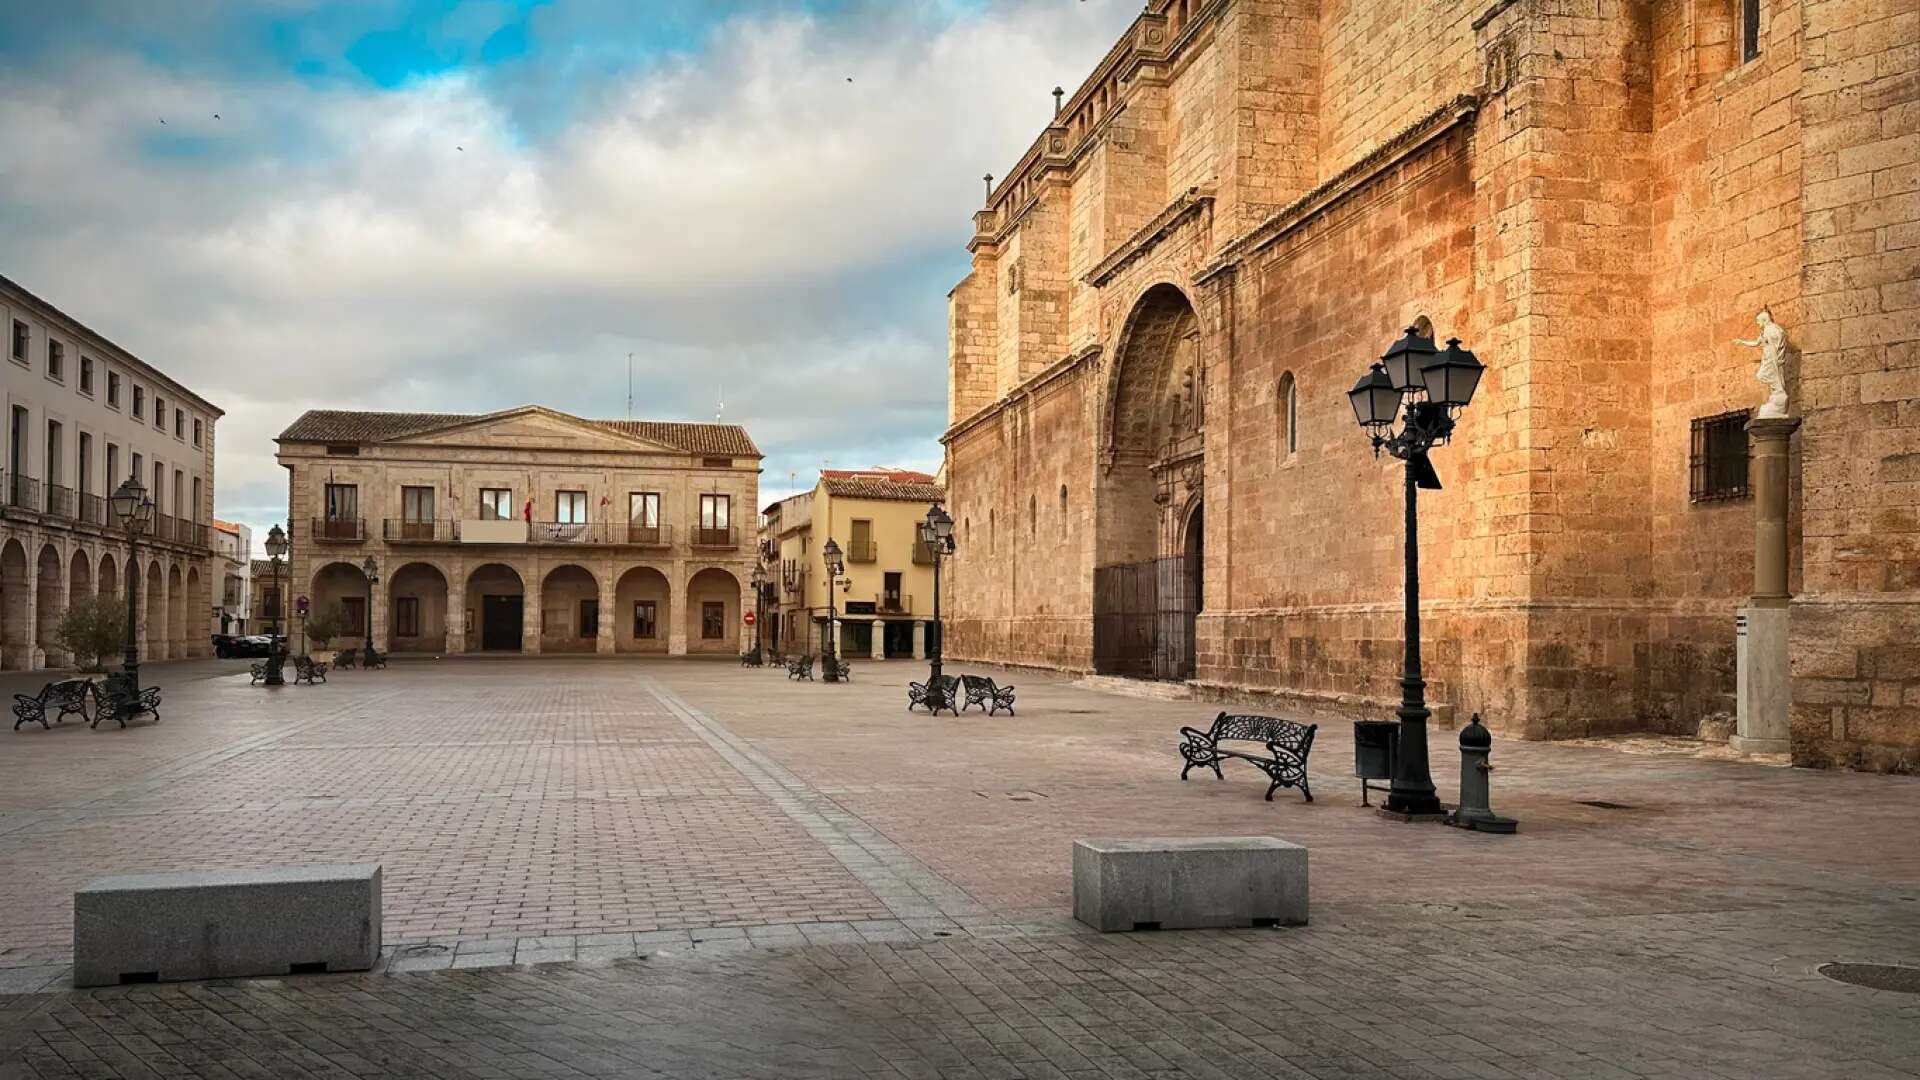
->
[[0, 0, 1144, 550]]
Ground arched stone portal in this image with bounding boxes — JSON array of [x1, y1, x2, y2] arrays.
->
[[312, 561, 372, 653], [1093, 283, 1204, 680], [388, 562, 450, 654], [69, 550, 93, 612], [615, 566, 671, 653], [167, 565, 185, 661], [0, 540, 28, 670], [686, 567, 741, 655], [98, 551, 118, 598], [465, 563, 525, 652], [540, 564, 599, 653], [36, 544, 65, 667], [145, 559, 165, 661], [186, 566, 207, 658]]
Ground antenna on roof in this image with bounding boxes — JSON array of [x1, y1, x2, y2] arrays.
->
[[716, 385, 724, 423], [626, 353, 633, 421]]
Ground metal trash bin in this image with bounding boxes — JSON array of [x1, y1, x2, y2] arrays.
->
[[1353, 720, 1399, 807]]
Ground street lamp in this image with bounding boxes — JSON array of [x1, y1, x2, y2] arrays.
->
[[360, 555, 379, 667], [917, 504, 955, 684], [108, 477, 154, 692], [750, 563, 768, 663], [263, 524, 289, 685], [821, 537, 845, 683], [1347, 326, 1485, 817]]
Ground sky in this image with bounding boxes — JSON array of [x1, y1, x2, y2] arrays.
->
[[0, 0, 1142, 553]]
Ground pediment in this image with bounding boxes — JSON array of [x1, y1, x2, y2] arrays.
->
[[390, 409, 683, 454]]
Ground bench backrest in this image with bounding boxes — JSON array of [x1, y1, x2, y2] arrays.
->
[[1209, 712, 1315, 751], [960, 674, 995, 691]]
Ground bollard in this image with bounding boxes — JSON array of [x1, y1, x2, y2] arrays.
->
[[1446, 713, 1517, 834]]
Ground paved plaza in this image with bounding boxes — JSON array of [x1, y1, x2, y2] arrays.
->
[[0, 658, 1915, 1078]]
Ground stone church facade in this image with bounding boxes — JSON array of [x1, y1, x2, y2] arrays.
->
[[941, 0, 1917, 770]]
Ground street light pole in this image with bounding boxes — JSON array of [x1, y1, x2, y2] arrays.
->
[[919, 504, 955, 685], [360, 556, 379, 667], [264, 524, 289, 686], [750, 563, 767, 664], [108, 478, 153, 693], [1348, 328, 1486, 818], [822, 538, 844, 683]]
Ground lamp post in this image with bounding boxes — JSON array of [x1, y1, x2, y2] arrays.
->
[[360, 555, 379, 667], [918, 504, 955, 684], [108, 478, 154, 692], [750, 563, 767, 663], [1347, 327, 1485, 817], [263, 524, 289, 685], [821, 538, 845, 683]]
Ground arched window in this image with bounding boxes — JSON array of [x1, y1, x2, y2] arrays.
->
[[1278, 371, 1298, 458]]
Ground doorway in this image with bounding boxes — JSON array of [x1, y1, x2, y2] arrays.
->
[[884, 620, 914, 659], [481, 595, 522, 650]]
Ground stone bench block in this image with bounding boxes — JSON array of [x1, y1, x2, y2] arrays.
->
[[74, 864, 381, 987], [1072, 837, 1306, 932]]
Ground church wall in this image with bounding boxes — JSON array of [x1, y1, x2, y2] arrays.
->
[[1318, 0, 1483, 179], [1644, 0, 1806, 732]]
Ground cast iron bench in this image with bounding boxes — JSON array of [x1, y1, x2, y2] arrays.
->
[[959, 674, 1017, 716], [12, 678, 94, 730], [786, 654, 814, 681], [293, 656, 328, 685], [249, 662, 267, 684], [332, 650, 357, 670], [740, 651, 761, 667], [362, 648, 387, 670], [907, 674, 959, 715], [827, 657, 851, 681], [92, 675, 161, 729], [1177, 712, 1317, 802]]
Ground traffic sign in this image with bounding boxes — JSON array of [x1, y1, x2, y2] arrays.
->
[[296, 595, 310, 615], [743, 611, 756, 626]]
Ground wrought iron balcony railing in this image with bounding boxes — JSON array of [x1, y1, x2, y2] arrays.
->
[[846, 540, 878, 563], [384, 518, 458, 542], [44, 484, 75, 520], [6, 472, 40, 512], [312, 516, 368, 542], [876, 592, 912, 614], [79, 492, 106, 526], [624, 523, 673, 547], [690, 524, 738, 549]]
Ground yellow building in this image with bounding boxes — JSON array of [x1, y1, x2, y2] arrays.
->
[[760, 469, 943, 661]]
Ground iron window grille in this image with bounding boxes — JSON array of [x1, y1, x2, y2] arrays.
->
[[1690, 409, 1751, 503]]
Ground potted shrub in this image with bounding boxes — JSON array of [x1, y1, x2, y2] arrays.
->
[[54, 594, 126, 679], [303, 602, 348, 664]]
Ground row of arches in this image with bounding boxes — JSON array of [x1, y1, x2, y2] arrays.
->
[[0, 536, 208, 670], [304, 559, 746, 655]]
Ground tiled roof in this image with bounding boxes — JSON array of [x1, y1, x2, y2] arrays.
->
[[820, 476, 946, 503], [278, 407, 760, 457], [249, 559, 276, 575], [822, 468, 938, 485]]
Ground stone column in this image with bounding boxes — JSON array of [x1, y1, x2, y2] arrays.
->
[[521, 587, 541, 655], [369, 578, 388, 654], [21, 572, 39, 670], [870, 621, 885, 660], [444, 577, 466, 654], [668, 561, 688, 656], [1733, 417, 1800, 755], [597, 573, 617, 655], [913, 620, 926, 660]]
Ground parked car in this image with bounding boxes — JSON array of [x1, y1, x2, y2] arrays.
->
[[214, 634, 282, 659]]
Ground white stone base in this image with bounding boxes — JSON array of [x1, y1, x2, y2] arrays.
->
[[1072, 837, 1306, 932]]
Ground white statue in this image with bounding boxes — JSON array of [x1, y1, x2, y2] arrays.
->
[[1734, 308, 1790, 418]]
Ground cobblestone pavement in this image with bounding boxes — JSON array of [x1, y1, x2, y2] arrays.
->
[[0, 658, 1915, 1078]]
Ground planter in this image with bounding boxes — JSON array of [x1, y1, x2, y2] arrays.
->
[[310, 649, 336, 664]]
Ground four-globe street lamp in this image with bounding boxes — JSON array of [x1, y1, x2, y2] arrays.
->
[[108, 477, 154, 692], [263, 524, 290, 685], [360, 556, 380, 667], [1347, 326, 1485, 817], [821, 537, 845, 683], [917, 504, 955, 684]]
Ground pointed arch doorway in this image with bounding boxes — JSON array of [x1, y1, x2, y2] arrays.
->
[[1092, 283, 1204, 681]]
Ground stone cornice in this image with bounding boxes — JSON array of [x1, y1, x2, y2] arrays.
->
[[1197, 95, 1480, 285], [1085, 187, 1215, 287], [941, 344, 1101, 447]]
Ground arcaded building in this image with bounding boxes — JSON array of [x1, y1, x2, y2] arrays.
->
[[942, 0, 1916, 769], [276, 407, 760, 658]]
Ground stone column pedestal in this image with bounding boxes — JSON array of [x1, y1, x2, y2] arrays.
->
[[912, 621, 926, 660], [870, 622, 885, 660], [1733, 416, 1799, 755]]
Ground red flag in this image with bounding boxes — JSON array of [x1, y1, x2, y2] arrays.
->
[[522, 498, 532, 523]]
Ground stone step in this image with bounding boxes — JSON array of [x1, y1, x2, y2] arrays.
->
[[1070, 675, 1193, 701]]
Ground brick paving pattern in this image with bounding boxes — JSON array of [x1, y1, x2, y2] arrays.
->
[[0, 657, 1914, 1077]]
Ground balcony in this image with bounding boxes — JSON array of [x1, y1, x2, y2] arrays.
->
[[690, 524, 738, 550], [846, 540, 878, 563], [624, 523, 673, 548], [384, 518, 458, 543], [529, 520, 615, 545], [79, 493, 106, 526], [44, 484, 75, 520], [912, 540, 939, 566], [311, 516, 368, 543], [5, 472, 40, 512], [876, 592, 912, 615]]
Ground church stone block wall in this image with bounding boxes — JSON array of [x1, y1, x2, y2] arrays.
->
[[943, 0, 1918, 771]]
